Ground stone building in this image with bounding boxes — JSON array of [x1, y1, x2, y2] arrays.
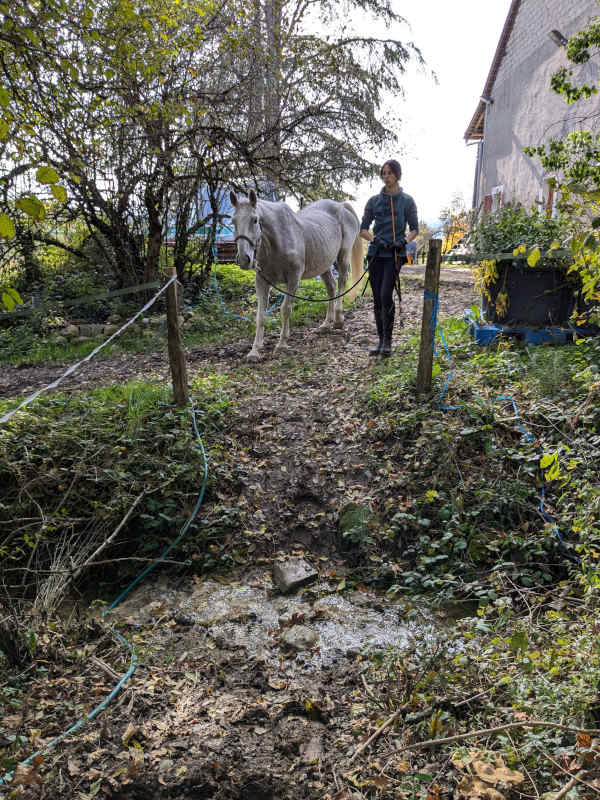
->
[[465, 0, 600, 212]]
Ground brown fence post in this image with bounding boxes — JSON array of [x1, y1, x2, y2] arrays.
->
[[416, 239, 442, 394], [165, 265, 189, 407]]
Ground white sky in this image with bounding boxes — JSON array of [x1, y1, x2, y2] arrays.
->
[[349, 0, 514, 225]]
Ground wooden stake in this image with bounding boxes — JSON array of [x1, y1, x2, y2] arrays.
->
[[416, 238, 442, 394], [165, 265, 189, 407]]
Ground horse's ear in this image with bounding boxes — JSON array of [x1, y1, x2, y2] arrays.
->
[[230, 191, 237, 208], [249, 189, 257, 208]]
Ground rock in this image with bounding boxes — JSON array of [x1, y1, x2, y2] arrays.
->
[[280, 625, 318, 651], [78, 323, 105, 337], [301, 734, 323, 764], [107, 314, 122, 324], [63, 324, 79, 338], [272, 558, 318, 595], [102, 323, 119, 335]]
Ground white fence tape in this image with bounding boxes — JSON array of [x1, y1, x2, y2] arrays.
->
[[0, 276, 176, 425]]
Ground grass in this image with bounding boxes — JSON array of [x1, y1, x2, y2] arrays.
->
[[1, 304, 600, 798], [0, 262, 365, 367], [0, 371, 239, 607]]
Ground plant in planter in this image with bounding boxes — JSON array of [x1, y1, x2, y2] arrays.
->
[[471, 206, 575, 326]]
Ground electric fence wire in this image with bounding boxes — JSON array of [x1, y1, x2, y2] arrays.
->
[[209, 245, 283, 321], [0, 400, 208, 789], [0, 279, 210, 788], [0, 276, 177, 425]]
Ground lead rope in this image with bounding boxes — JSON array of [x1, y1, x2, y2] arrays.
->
[[389, 195, 403, 326]]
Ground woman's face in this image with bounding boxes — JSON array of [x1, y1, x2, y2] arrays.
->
[[381, 165, 398, 191]]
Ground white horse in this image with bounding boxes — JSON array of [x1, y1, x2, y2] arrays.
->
[[229, 189, 364, 361]]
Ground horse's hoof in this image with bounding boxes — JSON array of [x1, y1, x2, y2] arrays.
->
[[246, 351, 261, 363], [333, 321, 344, 330]]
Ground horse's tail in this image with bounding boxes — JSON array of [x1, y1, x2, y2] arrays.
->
[[344, 202, 365, 302]]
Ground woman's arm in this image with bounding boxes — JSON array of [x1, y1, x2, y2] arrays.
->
[[359, 197, 375, 242]]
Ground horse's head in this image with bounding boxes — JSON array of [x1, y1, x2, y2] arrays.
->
[[230, 189, 261, 270]]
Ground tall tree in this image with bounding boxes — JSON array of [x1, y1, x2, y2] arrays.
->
[[1, 0, 424, 284]]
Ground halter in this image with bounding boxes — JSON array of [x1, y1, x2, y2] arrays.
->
[[234, 233, 259, 249], [234, 223, 262, 268]]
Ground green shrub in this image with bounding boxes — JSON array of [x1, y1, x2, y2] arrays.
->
[[471, 206, 570, 261], [0, 375, 237, 608]]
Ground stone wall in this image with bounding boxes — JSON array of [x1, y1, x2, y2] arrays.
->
[[477, 0, 600, 210]]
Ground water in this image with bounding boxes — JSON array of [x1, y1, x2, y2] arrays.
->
[[109, 572, 438, 672]]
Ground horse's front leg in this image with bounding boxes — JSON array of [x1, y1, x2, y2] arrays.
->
[[333, 255, 350, 329], [275, 277, 299, 352], [319, 269, 337, 329], [247, 274, 269, 362]]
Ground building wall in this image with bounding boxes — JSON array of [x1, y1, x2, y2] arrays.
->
[[477, 0, 600, 210]]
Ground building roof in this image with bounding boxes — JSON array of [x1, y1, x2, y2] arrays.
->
[[464, 0, 522, 141]]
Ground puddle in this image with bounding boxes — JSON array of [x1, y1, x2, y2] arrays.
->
[[107, 571, 440, 672]]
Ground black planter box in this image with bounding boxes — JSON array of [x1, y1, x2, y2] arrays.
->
[[482, 259, 576, 327]]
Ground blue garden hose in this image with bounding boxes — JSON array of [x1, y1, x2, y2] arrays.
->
[[427, 291, 580, 566], [0, 399, 208, 788], [210, 245, 283, 320]]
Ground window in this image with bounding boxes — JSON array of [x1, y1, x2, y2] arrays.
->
[[491, 185, 504, 212]]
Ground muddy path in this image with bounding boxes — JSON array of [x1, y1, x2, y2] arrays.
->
[[0, 271, 474, 401], [2, 275, 477, 800]]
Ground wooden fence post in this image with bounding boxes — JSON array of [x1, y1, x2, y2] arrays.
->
[[165, 265, 189, 407], [416, 239, 442, 394]]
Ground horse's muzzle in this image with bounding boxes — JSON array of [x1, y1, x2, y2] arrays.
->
[[236, 251, 253, 270]]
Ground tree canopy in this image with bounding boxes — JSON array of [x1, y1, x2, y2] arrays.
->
[[1, 0, 424, 283]]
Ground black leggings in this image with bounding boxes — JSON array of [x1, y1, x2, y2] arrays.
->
[[369, 255, 405, 317]]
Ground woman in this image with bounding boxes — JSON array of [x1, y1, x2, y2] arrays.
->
[[360, 160, 419, 357]]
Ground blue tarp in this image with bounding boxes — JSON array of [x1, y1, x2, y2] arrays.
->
[[463, 309, 582, 346], [167, 184, 277, 242]]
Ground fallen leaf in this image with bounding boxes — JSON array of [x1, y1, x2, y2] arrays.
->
[[122, 722, 138, 747], [578, 732, 592, 748], [372, 775, 390, 789], [458, 775, 504, 800], [68, 758, 82, 776]]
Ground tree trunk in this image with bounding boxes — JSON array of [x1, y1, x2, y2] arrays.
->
[[145, 189, 163, 284], [264, 0, 283, 191]]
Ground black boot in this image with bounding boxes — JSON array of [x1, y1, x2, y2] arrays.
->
[[369, 305, 384, 356], [380, 303, 395, 357]]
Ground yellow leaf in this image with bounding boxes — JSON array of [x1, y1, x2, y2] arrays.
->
[[527, 247, 541, 267], [36, 165, 59, 184], [51, 184, 67, 203], [0, 212, 15, 239], [122, 722, 138, 746]]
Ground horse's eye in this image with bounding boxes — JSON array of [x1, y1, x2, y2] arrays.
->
[[251, 216, 258, 224]]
